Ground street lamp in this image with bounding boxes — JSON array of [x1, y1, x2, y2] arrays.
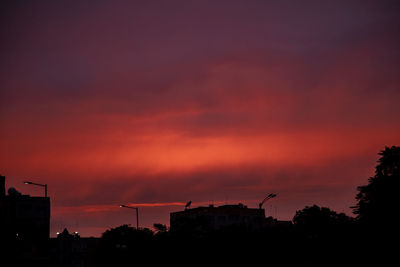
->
[[120, 205, 139, 229], [259, 193, 277, 209], [24, 181, 47, 197]]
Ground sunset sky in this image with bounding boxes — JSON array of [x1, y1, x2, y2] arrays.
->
[[1, 0, 399, 237]]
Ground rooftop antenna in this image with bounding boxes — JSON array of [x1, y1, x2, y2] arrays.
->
[[185, 201, 192, 210]]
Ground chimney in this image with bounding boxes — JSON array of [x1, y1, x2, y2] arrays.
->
[[0, 175, 5, 197]]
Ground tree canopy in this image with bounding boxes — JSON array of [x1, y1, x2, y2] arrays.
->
[[293, 205, 352, 229], [353, 146, 400, 225]]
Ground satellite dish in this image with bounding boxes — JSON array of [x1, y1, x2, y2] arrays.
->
[[185, 201, 192, 209]]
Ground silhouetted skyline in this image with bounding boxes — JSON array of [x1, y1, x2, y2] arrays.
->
[[1, 0, 400, 237], [1, 146, 398, 265]]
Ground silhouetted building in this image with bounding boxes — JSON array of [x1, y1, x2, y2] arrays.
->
[[0, 175, 50, 240], [170, 203, 266, 232]]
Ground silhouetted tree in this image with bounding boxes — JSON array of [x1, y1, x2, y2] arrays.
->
[[95, 225, 154, 266], [293, 205, 352, 235], [153, 223, 167, 233], [294, 205, 352, 226], [292, 205, 355, 264], [353, 146, 400, 226], [152, 223, 169, 250]]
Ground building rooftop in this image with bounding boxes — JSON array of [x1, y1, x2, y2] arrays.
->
[[170, 203, 266, 231]]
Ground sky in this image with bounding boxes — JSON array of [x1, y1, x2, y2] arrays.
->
[[1, 0, 399, 237]]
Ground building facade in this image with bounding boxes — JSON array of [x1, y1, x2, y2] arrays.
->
[[170, 203, 266, 232], [0, 175, 50, 240]]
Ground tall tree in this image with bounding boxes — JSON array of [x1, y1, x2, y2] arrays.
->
[[353, 146, 400, 225]]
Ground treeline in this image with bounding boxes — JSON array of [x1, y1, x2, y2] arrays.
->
[[92, 207, 355, 266], [92, 146, 399, 266]]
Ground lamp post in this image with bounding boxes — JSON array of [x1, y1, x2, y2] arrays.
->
[[24, 181, 47, 197], [120, 205, 139, 229], [259, 193, 277, 209]]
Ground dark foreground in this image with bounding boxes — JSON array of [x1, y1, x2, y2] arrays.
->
[[1, 222, 396, 267]]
